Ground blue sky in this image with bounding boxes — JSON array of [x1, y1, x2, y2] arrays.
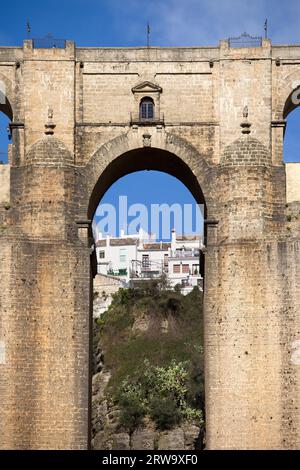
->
[[96, 171, 203, 240], [1, 0, 300, 47], [1, 0, 300, 238]]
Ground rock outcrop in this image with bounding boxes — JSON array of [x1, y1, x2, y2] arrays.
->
[[91, 364, 202, 450]]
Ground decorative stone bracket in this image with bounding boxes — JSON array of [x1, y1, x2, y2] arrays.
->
[[143, 133, 152, 147], [240, 105, 252, 134], [204, 218, 219, 246], [204, 219, 219, 226], [45, 107, 56, 135], [271, 120, 286, 132], [9, 121, 24, 137]]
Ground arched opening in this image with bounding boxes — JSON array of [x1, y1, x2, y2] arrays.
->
[[0, 90, 12, 164], [89, 147, 206, 450], [283, 87, 300, 163], [139, 97, 154, 121], [88, 147, 206, 220]]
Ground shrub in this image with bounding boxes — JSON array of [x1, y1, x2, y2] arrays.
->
[[149, 396, 181, 430], [116, 360, 203, 431], [119, 395, 146, 433], [117, 380, 146, 433]]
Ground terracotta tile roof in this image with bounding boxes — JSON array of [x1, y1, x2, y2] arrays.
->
[[96, 238, 138, 247], [176, 235, 201, 241], [142, 243, 171, 250], [110, 238, 139, 246], [96, 240, 106, 247]]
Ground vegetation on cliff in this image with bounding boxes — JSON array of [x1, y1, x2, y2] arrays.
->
[[94, 277, 204, 437]]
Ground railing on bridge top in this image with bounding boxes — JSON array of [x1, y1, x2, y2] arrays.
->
[[228, 33, 262, 48], [32, 34, 66, 49]]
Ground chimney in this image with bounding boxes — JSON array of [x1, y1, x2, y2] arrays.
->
[[106, 235, 110, 247], [171, 229, 176, 252], [120, 229, 125, 238]]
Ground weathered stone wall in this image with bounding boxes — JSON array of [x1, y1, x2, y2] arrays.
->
[[0, 164, 10, 204], [0, 39, 300, 449], [93, 274, 124, 318]]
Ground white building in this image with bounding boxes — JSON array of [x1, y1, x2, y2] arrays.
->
[[168, 230, 204, 292], [96, 235, 138, 279], [95, 229, 204, 293]]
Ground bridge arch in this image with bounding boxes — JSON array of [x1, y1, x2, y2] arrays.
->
[[271, 70, 300, 164], [273, 70, 300, 163], [82, 131, 213, 222], [0, 73, 14, 163], [84, 131, 210, 449], [0, 72, 14, 120], [274, 69, 300, 121]]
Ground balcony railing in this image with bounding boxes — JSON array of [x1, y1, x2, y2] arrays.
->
[[130, 112, 164, 126], [130, 259, 164, 279], [170, 250, 200, 259], [107, 268, 127, 276], [181, 277, 203, 289]]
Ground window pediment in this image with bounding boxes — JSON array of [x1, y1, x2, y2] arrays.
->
[[131, 81, 162, 94]]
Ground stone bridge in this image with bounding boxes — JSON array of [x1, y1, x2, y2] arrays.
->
[[0, 38, 300, 449]]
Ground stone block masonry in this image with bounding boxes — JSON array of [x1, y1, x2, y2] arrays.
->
[[0, 38, 300, 449]]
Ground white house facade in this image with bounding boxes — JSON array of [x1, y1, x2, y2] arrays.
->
[[95, 229, 204, 293]]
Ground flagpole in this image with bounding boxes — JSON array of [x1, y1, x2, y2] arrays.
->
[[264, 19, 268, 39], [27, 19, 31, 39], [147, 22, 150, 48]]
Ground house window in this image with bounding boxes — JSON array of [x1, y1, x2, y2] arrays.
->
[[193, 264, 199, 275], [173, 264, 180, 273], [120, 249, 127, 263], [142, 254, 150, 268], [182, 264, 189, 273], [140, 97, 154, 120], [99, 251, 105, 259], [164, 254, 169, 272]]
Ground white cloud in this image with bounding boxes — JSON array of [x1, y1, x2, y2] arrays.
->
[[103, 0, 300, 46]]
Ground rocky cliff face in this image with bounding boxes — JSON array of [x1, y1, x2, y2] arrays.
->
[[92, 369, 202, 450], [91, 283, 204, 450]]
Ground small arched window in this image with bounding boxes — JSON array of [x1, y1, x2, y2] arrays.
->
[[140, 97, 154, 120]]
